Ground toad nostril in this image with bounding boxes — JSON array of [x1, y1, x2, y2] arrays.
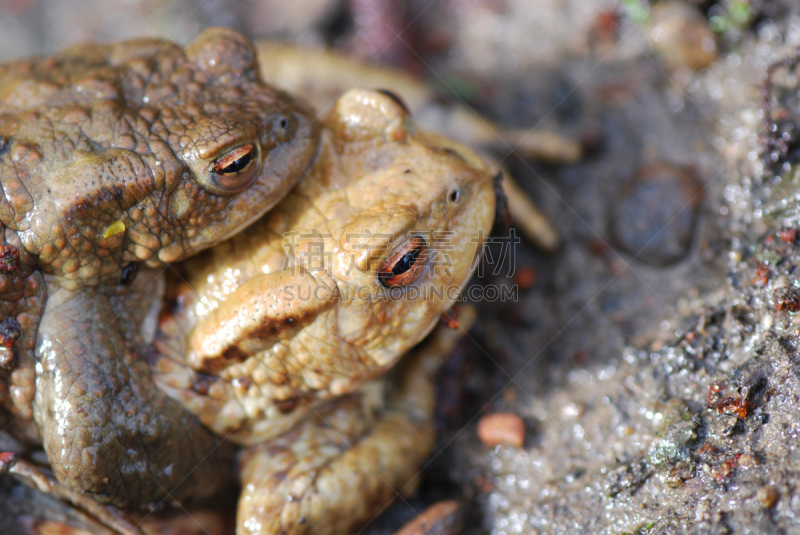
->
[[448, 188, 460, 203], [269, 114, 294, 144]]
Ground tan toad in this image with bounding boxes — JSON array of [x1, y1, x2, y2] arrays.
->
[[0, 27, 319, 510], [152, 88, 496, 534]]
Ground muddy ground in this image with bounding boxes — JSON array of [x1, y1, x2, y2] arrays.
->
[[3, 0, 800, 533]]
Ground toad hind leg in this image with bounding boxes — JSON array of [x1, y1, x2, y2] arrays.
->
[[33, 286, 238, 511], [236, 309, 475, 535]]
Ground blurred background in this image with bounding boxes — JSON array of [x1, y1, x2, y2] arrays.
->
[[2, 1, 799, 533]]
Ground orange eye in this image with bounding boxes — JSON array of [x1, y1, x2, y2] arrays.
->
[[210, 143, 259, 193], [378, 236, 428, 288]]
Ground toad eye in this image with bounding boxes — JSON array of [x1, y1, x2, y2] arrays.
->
[[210, 143, 260, 193], [378, 235, 428, 288]]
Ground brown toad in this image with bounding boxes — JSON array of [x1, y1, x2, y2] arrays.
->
[[0, 27, 319, 510], [152, 88, 496, 534]]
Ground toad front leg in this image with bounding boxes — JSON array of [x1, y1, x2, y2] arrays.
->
[[34, 284, 237, 511]]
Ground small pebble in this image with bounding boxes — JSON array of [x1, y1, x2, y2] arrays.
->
[[647, 2, 718, 71], [779, 228, 798, 243], [394, 500, 461, 535], [737, 454, 758, 468], [611, 163, 702, 266], [477, 412, 525, 448], [774, 286, 800, 312], [514, 266, 537, 289], [756, 485, 778, 508]]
